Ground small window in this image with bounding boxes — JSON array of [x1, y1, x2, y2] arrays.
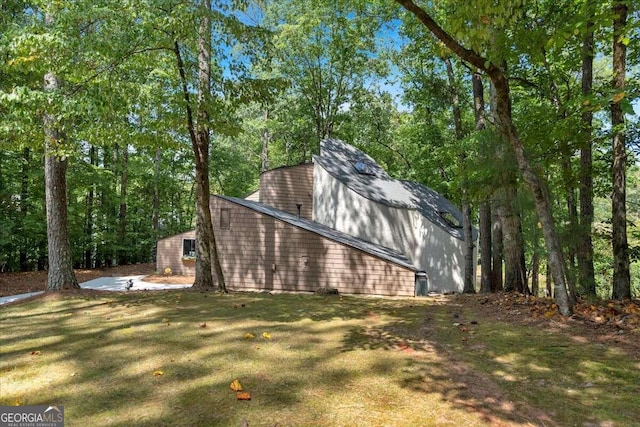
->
[[183, 239, 196, 257], [220, 208, 230, 229], [439, 211, 463, 228], [352, 160, 376, 176]]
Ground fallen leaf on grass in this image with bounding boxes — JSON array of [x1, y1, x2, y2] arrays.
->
[[236, 391, 251, 400], [262, 332, 271, 339], [230, 379, 243, 391], [153, 370, 164, 376], [244, 333, 255, 339], [398, 343, 414, 353]]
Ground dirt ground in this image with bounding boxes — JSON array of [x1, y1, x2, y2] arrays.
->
[[448, 293, 640, 359], [0, 263, 194, 297], [1, 265, 638, 358]]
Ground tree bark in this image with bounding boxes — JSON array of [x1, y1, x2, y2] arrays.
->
[[175, 0, 226, 292], [531, 231, 540, 296], [462, 201, 475, 293], [479, 200, 492, 293], [473, 71, 492, 293], [443, 56, 475, 293], [495, 182, 528, 294], [546, 257, 554, 298], [543, 46, 579, 304], [562, 155, 579, 301], [577, 0, 596, 297], [19, 147, 30, 271], [261, 109, 270, 173], [396, 0, 572, 314], [491, 198, 503, 292], [611, 0, 631, 299], [43, 65, 79, 290], [152, 147, 161, 261], [84, 144, 96, 268], [118, 143, 128, 265]]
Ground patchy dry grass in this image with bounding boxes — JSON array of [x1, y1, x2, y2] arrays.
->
[[1, 291, 638, 427]]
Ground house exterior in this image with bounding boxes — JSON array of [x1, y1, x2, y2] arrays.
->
[[157, 139, 477, 296]]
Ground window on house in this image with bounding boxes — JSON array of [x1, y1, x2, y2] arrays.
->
[[220, 208, 230, 229], [352, 160, 376, 176], [183, 239, 196, 257], [439, 211, 463, 228]]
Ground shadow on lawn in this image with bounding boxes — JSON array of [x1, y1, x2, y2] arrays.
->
[[3, 291, 638, 426], [341, 300, 640, 427]]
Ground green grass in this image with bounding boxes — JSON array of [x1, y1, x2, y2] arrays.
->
[[1, 291, 638, 427]]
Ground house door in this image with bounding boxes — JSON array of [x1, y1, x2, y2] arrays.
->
[[415, 271, 428, 296]]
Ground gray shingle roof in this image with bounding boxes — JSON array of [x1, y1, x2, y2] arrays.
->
[[315, 139, 478, 241], [215, 195, 417, 272]]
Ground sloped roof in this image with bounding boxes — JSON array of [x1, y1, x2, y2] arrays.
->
[[215, 195, 417, 272], [314, 139, 478, 241]]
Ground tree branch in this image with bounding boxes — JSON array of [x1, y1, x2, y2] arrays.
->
[[394, 0, 494, 74]]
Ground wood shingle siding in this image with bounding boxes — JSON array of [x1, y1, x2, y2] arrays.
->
[[157, 230, 196, 276], [211, 197, 416, 296], [259, 163, 314, 219]]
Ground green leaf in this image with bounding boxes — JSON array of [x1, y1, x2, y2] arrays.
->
[[621, 99, 635, 116]]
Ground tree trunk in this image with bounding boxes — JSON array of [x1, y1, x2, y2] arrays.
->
[[462, 200, 475, 293], [261, 109, 270, 173], [118, 143, 128, 265], [577, 0, 596, 297], [444, 56, 475, 293], [543, 43, 579, 304], [473, 71, 492, 294], [546, 257, 554, 298], [175, 0, 226, 292], [43, 65, 79, 290], [562, 155, 579, 301], [495, 183, 528, 294], [84, 144, 96, 268], [396, 0, 572, 314], [531, 227, 540, 297], [491, 198, 503, 292], [479, 200, 492, 293], [611, 0, 631, 299], [19, 147, 30, 271], [493, 73, 569, 311], [151, 147, 162, 261]]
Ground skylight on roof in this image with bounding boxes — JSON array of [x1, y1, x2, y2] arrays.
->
[[352, 160, 376, 176], [439, 211, 463, 228]]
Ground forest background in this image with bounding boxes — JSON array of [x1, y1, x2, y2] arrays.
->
[[0, 0, 638, 301]]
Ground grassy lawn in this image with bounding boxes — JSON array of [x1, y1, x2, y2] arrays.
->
[[1, 291, 638, 427]]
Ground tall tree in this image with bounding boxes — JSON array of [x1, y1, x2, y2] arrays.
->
[[43, 9, 79, 290], [492, 161, 527, 294], [117, 143, 129, 264], [395, 0, 573, 314], [611, 0, 631, 299], [577, 0, 597, 297], [443, 56, 475, 293], [474, 71, 493, 294], [173, 0, 225, 291], [266, 0, 382, 153], [19, 147, 30, 271]]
